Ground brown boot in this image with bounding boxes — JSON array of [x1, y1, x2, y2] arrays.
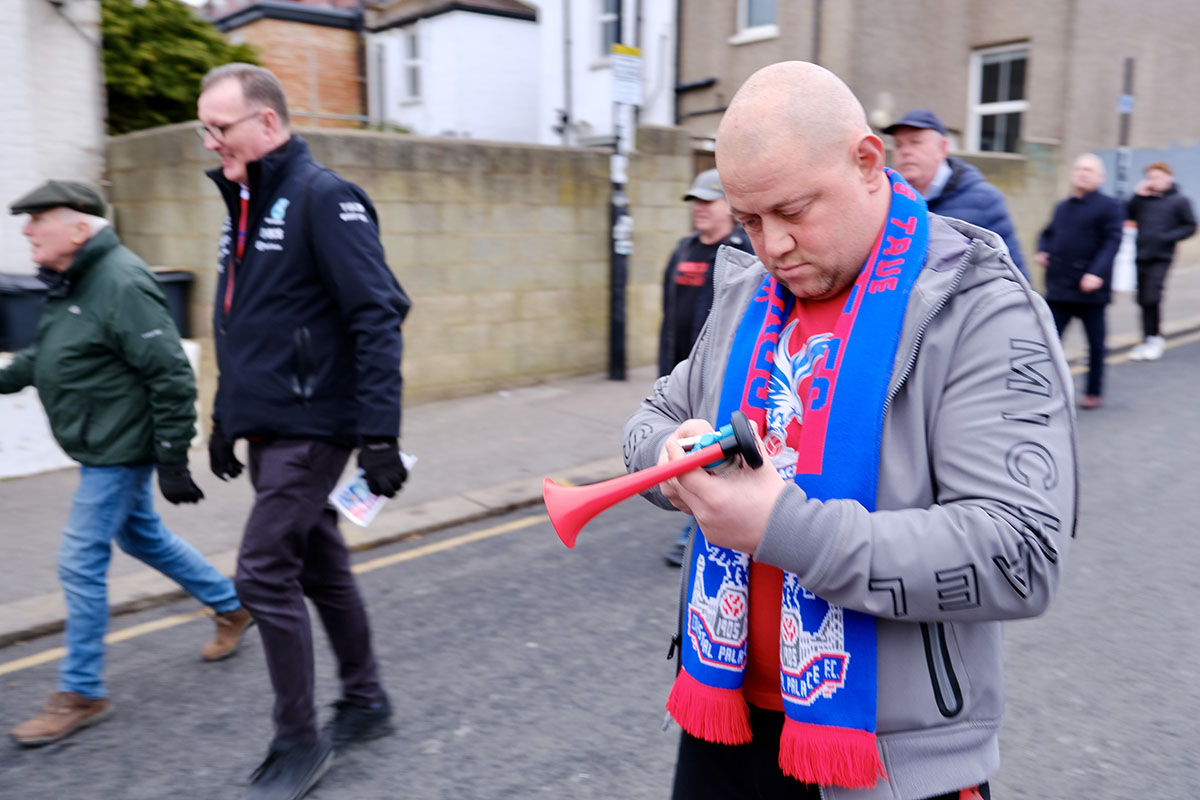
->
[[201, 607, 255, 662], [11, 691, 111, 747]]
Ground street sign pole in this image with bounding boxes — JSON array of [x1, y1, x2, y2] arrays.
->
[[608, 44, 642, 381], [1116, 57, 1135, 200]]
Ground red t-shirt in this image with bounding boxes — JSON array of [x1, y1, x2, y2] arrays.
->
[[742, 284, 851, 711]]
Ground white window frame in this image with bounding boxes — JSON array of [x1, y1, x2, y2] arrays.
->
[[730, 0, 778, 45], [400, 27, 422, 103], [966, 43, 1029, 154]]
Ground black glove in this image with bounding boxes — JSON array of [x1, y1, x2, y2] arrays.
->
[[158, 461, 205, 504], [358, 438, 407, 498], [208, 421, 243, 481]]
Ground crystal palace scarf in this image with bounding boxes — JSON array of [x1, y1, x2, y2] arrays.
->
[[666, 170, 928, 789]]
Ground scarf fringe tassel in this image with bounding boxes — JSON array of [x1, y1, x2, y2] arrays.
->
[[778, 718, 887, 789], [666, 668, 752, 745]]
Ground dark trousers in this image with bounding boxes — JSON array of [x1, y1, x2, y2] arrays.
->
[[1050, 301, 1107, 397], [1136, 258, 1172, 337], [236, 438, 385, 744], [672, 705, 990, 800]]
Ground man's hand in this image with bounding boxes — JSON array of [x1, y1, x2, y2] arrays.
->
[[359, 438, 407, 498], [1034, 251, 1049, 269], [158, 461, 205, 505], [1134, 179, 1154, 197], [658, 419, 785, 553], [208, 421, 243, 481], [1079, 273, 1104, 293]]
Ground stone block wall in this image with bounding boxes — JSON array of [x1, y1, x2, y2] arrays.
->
[[106, 123, 692, 424]]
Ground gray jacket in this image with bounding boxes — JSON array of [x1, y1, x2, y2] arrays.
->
[[623, 215, 1078, 799]]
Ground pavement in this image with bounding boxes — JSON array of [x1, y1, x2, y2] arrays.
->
[[3, 264, 1200, 648]]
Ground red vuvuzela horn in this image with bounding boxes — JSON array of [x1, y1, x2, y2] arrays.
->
[[543, 411, 763, 549]]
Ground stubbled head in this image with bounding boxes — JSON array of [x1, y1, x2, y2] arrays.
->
[[716, 61, 892, 300], [1070, 153, 1106, 196]]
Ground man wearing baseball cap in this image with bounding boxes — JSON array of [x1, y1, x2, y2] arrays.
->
[[1, 180, 252, 747], [884, 109, 1027, 276], [658, 168, 755, 566]]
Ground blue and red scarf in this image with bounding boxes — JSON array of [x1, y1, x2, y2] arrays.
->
[[667, 170, 928, 789]]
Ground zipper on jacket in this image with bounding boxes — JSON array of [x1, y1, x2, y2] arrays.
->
[[80, 405, 92, 452], [290, 327, 314, 404], [673, 520, 697, 676], [882, 242, 974, 417], [921, 622, 964, 718]]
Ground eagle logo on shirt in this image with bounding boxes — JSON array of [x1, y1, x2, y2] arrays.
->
[[764, 321, 834, 472]]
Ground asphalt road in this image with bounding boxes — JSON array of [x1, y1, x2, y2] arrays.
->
[[1, 336, 1198, 798]]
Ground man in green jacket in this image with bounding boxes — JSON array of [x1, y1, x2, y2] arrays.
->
[[0, 180, 254, 748]]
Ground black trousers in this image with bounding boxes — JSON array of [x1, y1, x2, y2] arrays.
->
[[236, 438, 385, 744], [672, 705, 991, 800], [1136, 258, 1173, 337], [1050, 301, 1107, 397]]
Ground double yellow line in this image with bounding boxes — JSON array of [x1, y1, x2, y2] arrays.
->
[[0, 514, 548, 678]]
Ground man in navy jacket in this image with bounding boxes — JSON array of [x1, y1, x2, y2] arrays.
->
[[1035, 154, 1123, 408], [198, 63, 410, 800], [885, 109, 1027, 276]]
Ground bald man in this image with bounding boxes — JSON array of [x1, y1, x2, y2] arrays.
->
[[623, 62, 1076, 799], [1035, 154, 1124, 409]]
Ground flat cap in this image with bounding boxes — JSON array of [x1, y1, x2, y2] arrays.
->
[[9, 180, 107, 217]]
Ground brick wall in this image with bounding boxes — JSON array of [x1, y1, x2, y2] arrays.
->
[[106, 124, 692, 425], [234, 19, 364, 128]]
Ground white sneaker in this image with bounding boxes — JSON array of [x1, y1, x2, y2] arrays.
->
[[1142, 335, 1166, 361], [1128, 341, 1149, 361]]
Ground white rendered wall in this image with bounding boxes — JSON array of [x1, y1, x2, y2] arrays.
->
[[0, 0, 105, 275], [367, 1, 675, 147], [531, 0, 676, 147], [369, 12, 538, 143]]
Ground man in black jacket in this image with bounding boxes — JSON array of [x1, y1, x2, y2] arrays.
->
[[197, 63, 411, 800], [1035, 154, 1123, 408], [657, 169, 754, 567], [1126, 161, 1197, 361]]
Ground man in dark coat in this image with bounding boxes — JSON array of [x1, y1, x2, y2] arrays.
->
[[197, 64, 410, 800], [884, 109, 1027, 276], [657, 169, 754, 566], [1126, 161, 1197, 361], [1035, 154, 1123, 408], [1, 180, 251, 748]]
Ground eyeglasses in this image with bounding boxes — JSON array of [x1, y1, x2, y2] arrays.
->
[[196, 109, 262, 143]]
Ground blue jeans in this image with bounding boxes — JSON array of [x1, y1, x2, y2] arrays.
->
[[58, 464, 241, 698]]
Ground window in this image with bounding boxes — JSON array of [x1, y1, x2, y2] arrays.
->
[[402, 29, 421, 100], [741, 0, 776, 29], [730, 0, 778, 45], [600, 0, 621, 56], [968, 45, 1028, 153]]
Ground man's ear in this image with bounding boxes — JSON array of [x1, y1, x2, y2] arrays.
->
[[855, 134, 888, 190], [71, 218, 92, 246], [261, 107, 284, 138]]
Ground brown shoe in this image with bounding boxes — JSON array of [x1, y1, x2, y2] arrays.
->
[[1081, 394, 1103, 409], [11, 691, 111, 747], [201, 607, 255, 661]]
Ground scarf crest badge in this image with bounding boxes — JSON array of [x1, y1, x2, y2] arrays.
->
[[667, 170, 929, 789]]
